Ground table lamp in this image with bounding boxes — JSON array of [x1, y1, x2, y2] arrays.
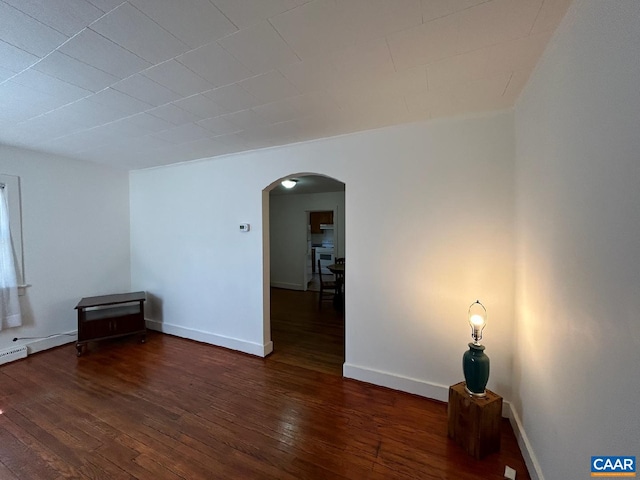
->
[[463, 300, 489, 397]]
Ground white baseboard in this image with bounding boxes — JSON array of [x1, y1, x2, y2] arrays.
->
[[504, 402, 545, 480], [270, 282, 304, 291], [146, 319, 272, 357], [343, 363, 451, 402], [27, 331, 77, 355]]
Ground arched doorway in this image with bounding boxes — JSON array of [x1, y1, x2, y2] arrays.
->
[[262, 173, 346, 375]]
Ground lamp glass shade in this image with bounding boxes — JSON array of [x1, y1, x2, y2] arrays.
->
[[281, 179, 297, 189]]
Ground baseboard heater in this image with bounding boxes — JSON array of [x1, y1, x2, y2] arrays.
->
[[0, 345, 27, 366]]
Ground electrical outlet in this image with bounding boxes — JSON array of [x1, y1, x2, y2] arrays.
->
[[504, 465, 517, 479]]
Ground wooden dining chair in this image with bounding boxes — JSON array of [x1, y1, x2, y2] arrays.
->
[[317, 259, 337, 310], [333, 257, 345, 294]]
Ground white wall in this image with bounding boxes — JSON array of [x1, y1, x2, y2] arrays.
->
[[0, 145, 131, 353], [270, 190, 345, 290], [514, 1, 640, 478], [130, 111, 515, 400]]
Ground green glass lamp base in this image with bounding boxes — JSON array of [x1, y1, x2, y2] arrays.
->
[[462, 342, 490, 397]]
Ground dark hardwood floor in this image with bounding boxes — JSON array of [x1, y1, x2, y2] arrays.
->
[[0, 288, 531, 479], [269, 286, 345, 376]]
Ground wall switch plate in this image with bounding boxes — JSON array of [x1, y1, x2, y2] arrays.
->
[[504, 466, 516, 479], [239, 223, 250, 232]]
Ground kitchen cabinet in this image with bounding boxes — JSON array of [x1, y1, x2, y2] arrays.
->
[[310, 211, 333, 233]]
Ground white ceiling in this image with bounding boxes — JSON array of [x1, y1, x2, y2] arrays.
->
[[0, 0, 572, 170]]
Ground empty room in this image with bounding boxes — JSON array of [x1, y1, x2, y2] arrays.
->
[[0, 0, 638, 479]]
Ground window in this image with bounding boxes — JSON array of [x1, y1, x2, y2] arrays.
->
[[0, 175, 23, 330], [0, 174, 25, 293]]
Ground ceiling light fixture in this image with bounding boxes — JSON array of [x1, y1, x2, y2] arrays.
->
[[281, 179, 298, 189]]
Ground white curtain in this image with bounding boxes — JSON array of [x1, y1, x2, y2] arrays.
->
[[0, 187, 22, 330]]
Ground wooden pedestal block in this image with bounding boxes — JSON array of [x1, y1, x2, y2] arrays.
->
[[447, 381, 503, 459]]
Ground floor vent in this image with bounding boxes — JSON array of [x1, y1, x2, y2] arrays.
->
[[0, 345, 28, 366]]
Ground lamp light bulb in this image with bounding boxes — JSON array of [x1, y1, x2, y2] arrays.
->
[[467, 300, 487, 345], [281, 179, 297, 189], [469, 314, 485, 327]]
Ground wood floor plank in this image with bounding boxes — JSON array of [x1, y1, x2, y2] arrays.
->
[[0, 288, 531, 479], [2, 408, 87, 474], [0, 460, 20, 480], [0, 417, 62, 480], [76, 455, 135, 480]]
